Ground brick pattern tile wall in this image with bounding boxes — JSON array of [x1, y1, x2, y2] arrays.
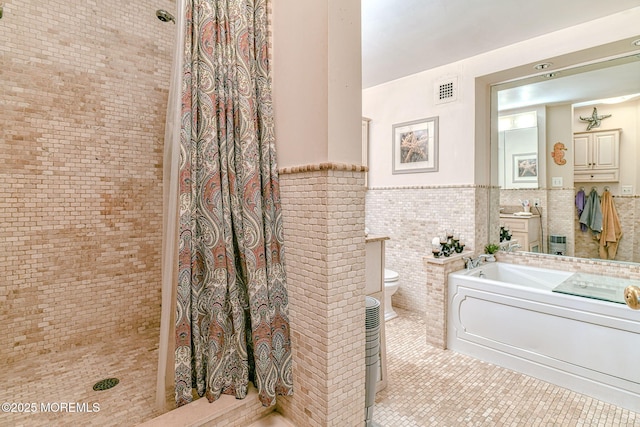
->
[[423, 255, 466, 349], [489, 187, 501, 246], [0, 0, 174, 363], [278, 165, 366, 427], [634, 198, 640, 262], [474, 186, 491, 252], [365, 186, 478, 313], [547, 189, 575, 256], [574, 196, 638, 262]]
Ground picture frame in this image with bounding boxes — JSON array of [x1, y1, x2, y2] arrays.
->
[[512, 153, 538, 182], [392, 116, 439, 174]]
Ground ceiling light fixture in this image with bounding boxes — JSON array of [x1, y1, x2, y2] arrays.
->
[[542, 72, 558, 78], [632, 38, 640, 47], [533, 62, 552, 70]]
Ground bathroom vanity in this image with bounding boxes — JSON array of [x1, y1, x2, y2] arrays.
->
[[365, 235, 389, 392], [500, 214, 540, 252]]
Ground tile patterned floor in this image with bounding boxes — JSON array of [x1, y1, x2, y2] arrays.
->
[[373, 308, 639, 426], [1, 309, 638, 426], [0, 327, 172, 427]]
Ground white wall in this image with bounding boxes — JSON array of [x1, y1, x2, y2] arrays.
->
[[547, 104, 574, 188], [363, 7, 640, 188], [573, 99, 640, 193], [272, 0, 362, 169], [272, 0, 328, 167]]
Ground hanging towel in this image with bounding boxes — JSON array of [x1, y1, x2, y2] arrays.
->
[[599, 190, 623, 260], [575, 189, 586, 232], [579, 188, 602, 237]]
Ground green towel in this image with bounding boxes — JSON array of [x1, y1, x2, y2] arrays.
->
[[579, 189, 602, 236]]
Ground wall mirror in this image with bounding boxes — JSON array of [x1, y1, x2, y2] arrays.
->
[[490, 49, 640, 262]]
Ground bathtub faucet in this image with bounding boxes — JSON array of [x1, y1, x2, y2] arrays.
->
[[462, 257, 476, 269], [505, 242, 522, 252], [463, 254, 492, 270]]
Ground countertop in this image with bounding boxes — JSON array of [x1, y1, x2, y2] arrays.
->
[[499, 213, 540, 219], [365, 234, 390, 243]]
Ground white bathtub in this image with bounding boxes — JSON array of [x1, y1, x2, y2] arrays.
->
[[448, 262, 640, 413]]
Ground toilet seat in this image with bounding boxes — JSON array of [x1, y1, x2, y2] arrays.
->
[[384, 269, 399, 282]]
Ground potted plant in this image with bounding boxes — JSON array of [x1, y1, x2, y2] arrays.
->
[[484, 243, 500, 262]]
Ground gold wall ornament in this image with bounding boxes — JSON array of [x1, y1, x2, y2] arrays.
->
[[551, 142, 567, 165], [579, 107, 612, 131]]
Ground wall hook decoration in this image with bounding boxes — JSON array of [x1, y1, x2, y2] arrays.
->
[[551, 142, 567, 165], [579, 107, 611, 131]]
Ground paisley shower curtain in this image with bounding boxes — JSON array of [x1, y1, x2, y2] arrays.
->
[[174, 0, 292, 407]]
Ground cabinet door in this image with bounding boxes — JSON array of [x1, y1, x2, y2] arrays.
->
[[573, 135, 590, 170], [510, 231, 529, 251], [365, 241, 383, 294], [592, 131, 618, 169], [574, 130, 620, 182]]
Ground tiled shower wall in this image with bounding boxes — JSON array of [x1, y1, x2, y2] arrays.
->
[[0, 0, 174, 362], [365, 186, 481, 313]]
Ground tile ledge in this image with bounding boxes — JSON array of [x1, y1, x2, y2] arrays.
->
[[423, 250, 473, 265], [279, 162, 367, 174], [138, 385, 269, 427]]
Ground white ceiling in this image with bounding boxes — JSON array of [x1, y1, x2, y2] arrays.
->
[[362, 0, 640, 89], [496, 57, 640, 111]]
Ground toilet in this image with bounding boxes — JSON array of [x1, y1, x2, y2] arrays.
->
[[383, 269, 400, 321]]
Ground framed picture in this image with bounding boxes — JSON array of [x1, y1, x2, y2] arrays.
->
[[512, 153, 538, 182], [392, 116, 439, 174]]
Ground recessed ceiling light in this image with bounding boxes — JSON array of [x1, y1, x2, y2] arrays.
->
[[533, 62, 552, 70], [542, 72, 558, 78], [632, 38, 640, 47]]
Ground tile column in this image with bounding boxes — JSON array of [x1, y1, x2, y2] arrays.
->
[[278, 164, 366, 427], [423, 252, 468, 349]]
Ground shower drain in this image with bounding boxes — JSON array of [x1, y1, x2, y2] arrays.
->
[[93, 378, 119, 391]]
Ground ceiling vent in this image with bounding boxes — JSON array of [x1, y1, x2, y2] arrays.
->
[[434, 76, 458, 105]]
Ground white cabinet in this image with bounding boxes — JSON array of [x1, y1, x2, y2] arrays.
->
[[574, 129, 620, 182], [365, 235, 388, 392], [500, 214, 540, 252]]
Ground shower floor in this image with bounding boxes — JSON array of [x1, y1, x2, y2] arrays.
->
[[0, 327, 174, 427]]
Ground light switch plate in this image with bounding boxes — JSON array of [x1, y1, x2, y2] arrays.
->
[[551, 177, 563, 187], [622, 185, 633, 195]]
